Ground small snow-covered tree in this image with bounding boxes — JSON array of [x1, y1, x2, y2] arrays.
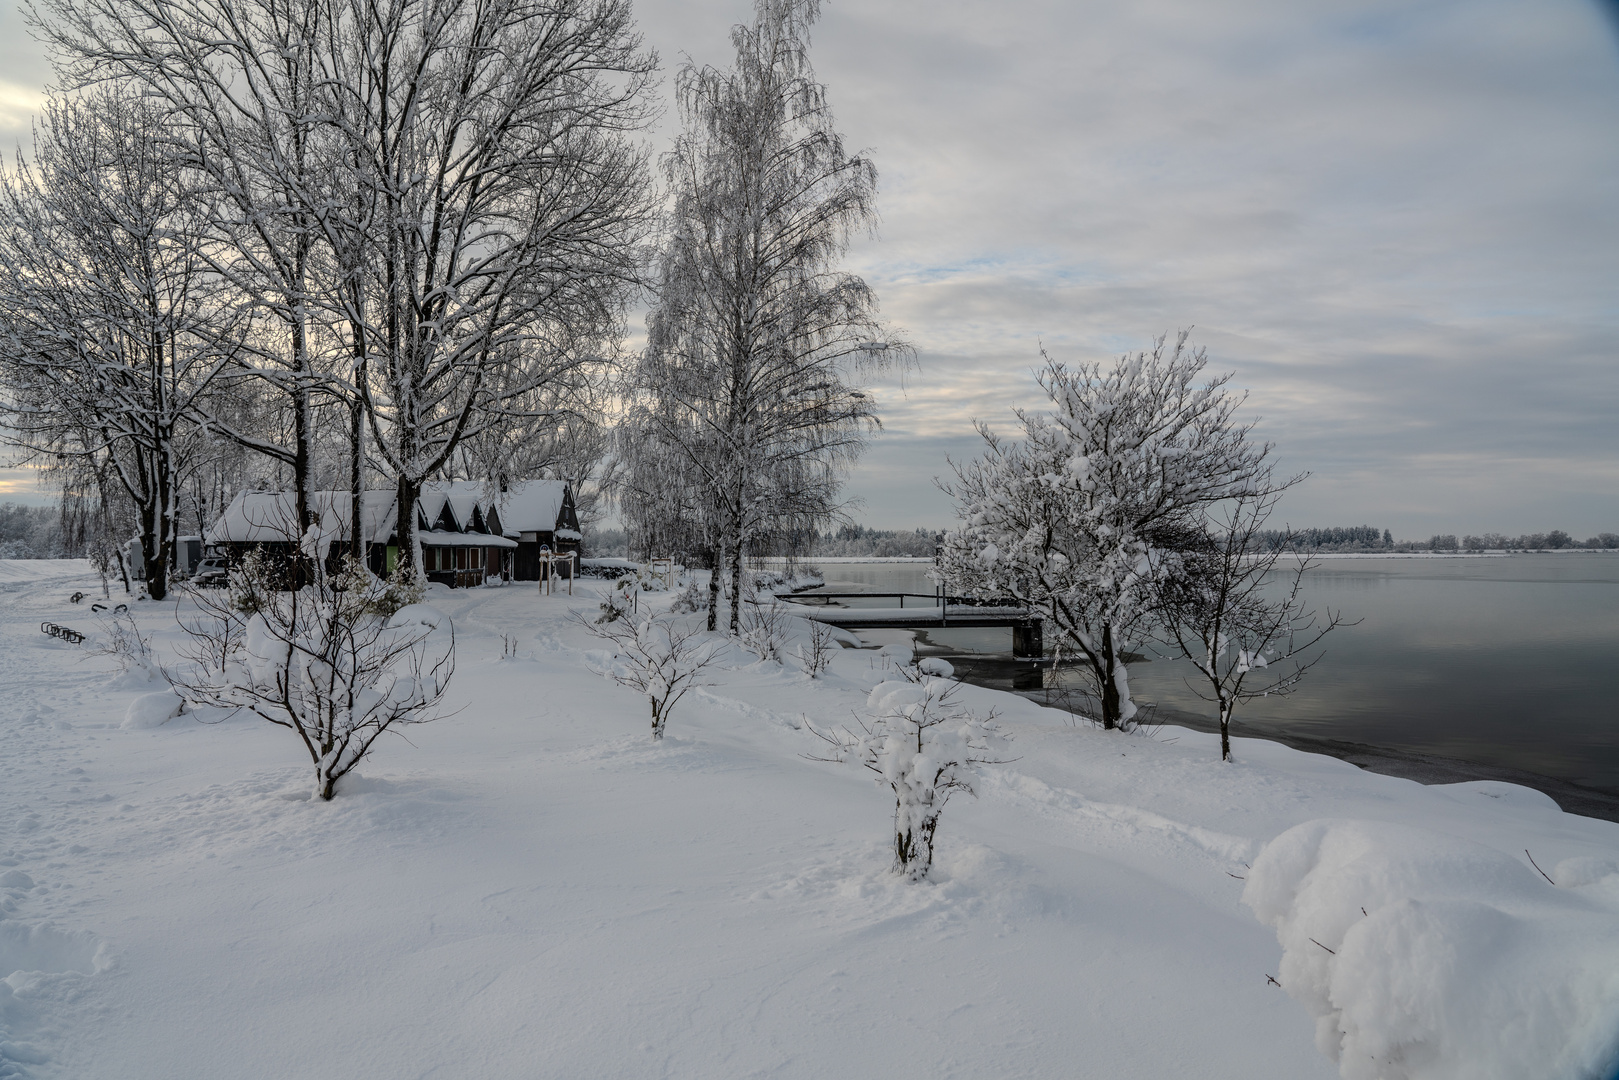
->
[[1156, 489, 1347, 761], [809, 675, 1011, 880], [938, 332, 1268, 730], [171, 552, 455, 800], [579, 611, 720, 740]]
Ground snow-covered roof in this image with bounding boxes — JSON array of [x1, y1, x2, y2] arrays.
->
[[434, 481, 486, 533], [206, 491, 398, 545], [417, 529, 517, 549], [208, 482, 569, 546], [491, 480, 570, 536]]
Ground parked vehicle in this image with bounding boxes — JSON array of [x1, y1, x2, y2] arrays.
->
[[190, 557, 229, 588]]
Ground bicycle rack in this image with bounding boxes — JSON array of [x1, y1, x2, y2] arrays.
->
[[41, 622, 85, 645]]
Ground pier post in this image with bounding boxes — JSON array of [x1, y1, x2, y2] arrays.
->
[[1012, 620, 1043, 659]]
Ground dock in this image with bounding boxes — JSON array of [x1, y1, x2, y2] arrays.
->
[[780, 592, 1045, 658]]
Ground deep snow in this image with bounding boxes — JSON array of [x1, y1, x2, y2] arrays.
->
[[1, 561, 1615, 1079]]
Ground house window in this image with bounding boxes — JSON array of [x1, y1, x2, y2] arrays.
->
[[471, 547, 483, 568]]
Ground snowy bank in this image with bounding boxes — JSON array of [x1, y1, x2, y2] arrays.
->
[[0, 566, 1614, 1079]]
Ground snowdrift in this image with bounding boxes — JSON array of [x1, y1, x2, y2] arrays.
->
[[1244, 819, 1619, 1080]]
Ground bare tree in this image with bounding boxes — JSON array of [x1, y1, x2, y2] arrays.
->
[[309, 0, 655, 579], [0, 92, 236, 599], [1156, 491, 1348, 761], [31, 0, 654, 573], [938, 332, 1268, 730], [31, 0, 355, 536], [627, 0, 909, 636], [172, 551, 455, 800]]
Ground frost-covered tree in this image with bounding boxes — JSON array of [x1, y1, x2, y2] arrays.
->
[[938, 332, 1269, 730], [627, 0, 908, 635], [0, 92, 236, 599], [809, 674, 1011, 880], [33, 0, 654, 574], [172, 551, 453, 800], [32, 0, 358, 535], [307, 0, 655, 578], [579, 611, 719, 740], [1156, 490, 1346, 761]]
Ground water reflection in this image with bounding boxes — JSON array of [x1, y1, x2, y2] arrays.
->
[[800, 555, 1619, 792]]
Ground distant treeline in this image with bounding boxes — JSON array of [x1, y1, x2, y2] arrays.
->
[[1254, 525, 1392, 552], [1418, 531, 1619, 552], [1252, 523, 1619, 553], [10, 503, 1617, 562], [809, 525, 940, 558], [0, 502, 72, 558]]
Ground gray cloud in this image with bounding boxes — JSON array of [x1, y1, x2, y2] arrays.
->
[[3, 0, 1615, 538]]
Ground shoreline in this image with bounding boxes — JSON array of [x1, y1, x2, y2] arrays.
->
[[1031, 695, 1619, 824]]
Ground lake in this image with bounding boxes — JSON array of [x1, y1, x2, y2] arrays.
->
[[800, 554, 1619, 793]]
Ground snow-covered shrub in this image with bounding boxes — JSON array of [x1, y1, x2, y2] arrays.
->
[[579, 611, 719, 740], [751, 566, 825, 595], [618, 567, 670, 593], [122, 688, 185, 729], [809, 676, 1013, 880], [596, 590, 633, 624], [359, 564, 425, 618], [171, 554, 455, 800], [795, 617, 839, 678], [669, 578, 709, 614], [91, 608, 158, 683], [1244, 818, 1619, 1080], [739, 600, 790, 663]]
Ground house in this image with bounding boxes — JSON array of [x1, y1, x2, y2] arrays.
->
[[411, 481, 520, 587], [487, 480, 583, 581], [204, 490, 398, 580], [205, 481, 577, 587]]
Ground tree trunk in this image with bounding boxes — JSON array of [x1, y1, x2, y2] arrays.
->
[[395, 474, 421, 580], [1099, 624, 1121, 730], [143, 440, 173, 601], [350, 396, 365, 565], [731, 537, 741, 634], [706, 544, 720, 632], [1219, 702, 1233, 762]]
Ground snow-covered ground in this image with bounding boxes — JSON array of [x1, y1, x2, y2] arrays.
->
[[2, 560, 1616, 1080]]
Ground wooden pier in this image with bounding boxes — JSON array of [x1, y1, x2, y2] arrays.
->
[[781, 592, 1045, 658]]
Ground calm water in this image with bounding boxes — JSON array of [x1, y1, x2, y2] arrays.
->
[[802, 555, 1619, 792]]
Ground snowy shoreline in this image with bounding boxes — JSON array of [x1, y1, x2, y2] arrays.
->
[[1098, 700, 1619, 824]]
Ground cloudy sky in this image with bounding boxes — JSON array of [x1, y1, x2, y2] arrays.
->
[[3, 0, 1617, 538]]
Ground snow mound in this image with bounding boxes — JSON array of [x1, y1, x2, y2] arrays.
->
[[916, 657, 954, 678], [122, 689, 185, 729], [1243, 818, 1619, 1080]]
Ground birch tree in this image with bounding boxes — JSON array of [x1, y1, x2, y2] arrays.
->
[[629, 0, 908, 635], [938, 332, 1268, 730]]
